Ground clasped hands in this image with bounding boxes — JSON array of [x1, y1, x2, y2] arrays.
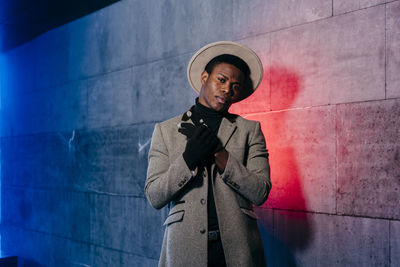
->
[[178, 123, 228, 171]]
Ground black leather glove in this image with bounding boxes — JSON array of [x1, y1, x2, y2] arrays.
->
[[182, 124, 222, 170], [178, 122, 196, 138]]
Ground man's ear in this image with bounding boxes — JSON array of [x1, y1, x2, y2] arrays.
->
[[201, 70, 209, 86]]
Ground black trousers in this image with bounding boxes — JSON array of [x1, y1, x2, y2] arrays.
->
[[208, 239, 227, 267]]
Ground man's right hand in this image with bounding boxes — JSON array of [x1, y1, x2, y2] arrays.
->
[[182, 124, 221, 170]]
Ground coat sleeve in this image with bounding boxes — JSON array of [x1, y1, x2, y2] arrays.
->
[[145, 123, 198, 209], [220, 121, 271, 206]]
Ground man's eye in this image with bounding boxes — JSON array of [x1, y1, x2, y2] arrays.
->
[[232, 85, 240, 91], [218, 78, 226, 83]]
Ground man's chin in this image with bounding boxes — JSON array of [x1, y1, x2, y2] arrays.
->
[[213, 104, 230, 113]]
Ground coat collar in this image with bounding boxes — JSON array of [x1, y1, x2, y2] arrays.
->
[[180, 105, 238, 147]]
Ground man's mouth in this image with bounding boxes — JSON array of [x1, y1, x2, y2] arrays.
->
[[216, 96, 226, 104]]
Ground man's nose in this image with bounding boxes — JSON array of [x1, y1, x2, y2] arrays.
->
[[220, 84, 231, 94]]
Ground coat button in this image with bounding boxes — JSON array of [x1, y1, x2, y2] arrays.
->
[[200, 228, 206, 234], [200, 199, 206, 205]]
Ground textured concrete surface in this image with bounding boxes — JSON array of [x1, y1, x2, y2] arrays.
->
[[246, 106, 337, 213], [1, 124, 154, 196], [90, 195, 164, 259], [0, 224, 158, 267], [387, 1, 400, 98], [270, 5, 385, 109], [337, 99, 400, 219], [131, 53, 197, 124], [334, 0, 388, 15], [1, 0, 399, 266], [2, 187, 91, 241], [274, 210, 390, 267], [1, 81, 87, 137], [391, 220, 400, 267], [232, 0, 332, 39], [2, 133, 79, 188], [91, 246, 159, 267], [74, 124, 154, 196], [87, 69, 134, 129], [67, 0, 236, 83]]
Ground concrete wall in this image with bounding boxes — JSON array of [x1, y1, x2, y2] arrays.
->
[[1, 0, 399, 266]]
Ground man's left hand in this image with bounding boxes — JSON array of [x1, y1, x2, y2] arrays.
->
[[214, 148, 229, 171]]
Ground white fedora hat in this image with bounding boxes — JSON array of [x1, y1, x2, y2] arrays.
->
[[187, 41, 263, 101]]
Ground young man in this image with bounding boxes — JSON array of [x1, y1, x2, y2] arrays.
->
[[145, 41, 271, 267]]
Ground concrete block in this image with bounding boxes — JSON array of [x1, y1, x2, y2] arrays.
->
[[334, 0, 387, 15], [391, 220, 400, 267], [232, 0, 332, 39], [246, 105, 337, 213], [87, 68, 134, 129], [90, 194, 164, 259], [337, 99, 400, 219], [43, 83, 88, 133], [1, 224, 158, 266], [131, 53, 197, 123], [1, 137, 15, 186], [3, 132, 82, 189], [386, 1, 400, 98], [67, 0, 234, 80], [91, 246, 159, 267], [74, 127, 120, 193], [229, 34, 271, 114], [2, 187, 91, 242], [72, 124, 154, 196], [3, 82, 87, 136], [274, 210, 390, 267], [137, 0, 234, 60], [66, 0, 146, 79], [3, 124, 152, 196], [0, 224, 52, 266], [115, 123, 155, 196], [270, 5, 385, 110], [34, 26, 70, 90], [0, 224, 92, 266]]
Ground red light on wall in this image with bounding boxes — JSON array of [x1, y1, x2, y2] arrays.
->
[[230, 66, 308, 212]]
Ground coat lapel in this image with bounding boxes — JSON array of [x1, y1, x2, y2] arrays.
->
[[217, 116, 237, 148]]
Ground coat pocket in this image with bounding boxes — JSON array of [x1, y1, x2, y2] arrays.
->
[[163, 210, 185, 226], [240, 208, 259, 220]]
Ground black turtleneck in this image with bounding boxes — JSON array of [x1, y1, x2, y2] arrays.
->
[[191, 98, 226, 133], [191, 98, 226, 231]]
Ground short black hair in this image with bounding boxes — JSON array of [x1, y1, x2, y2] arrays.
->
[[204, 54, 250, 78]]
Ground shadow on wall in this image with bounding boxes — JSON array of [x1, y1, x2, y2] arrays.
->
[[265, 66, 312, 267], [234, 66, 312, 267]]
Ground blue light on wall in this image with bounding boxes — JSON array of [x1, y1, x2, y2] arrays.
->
[[0, 51, 3, 257], [0, 56, 2, 258]]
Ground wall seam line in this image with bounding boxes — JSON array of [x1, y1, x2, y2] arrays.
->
[[335, 104, 338, 215], [384, 2, 388, 100], [389, 220, 391, 266], [3, 184, 146, 198]]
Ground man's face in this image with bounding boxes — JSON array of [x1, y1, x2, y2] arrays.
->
[[198, 62, 244, 112]]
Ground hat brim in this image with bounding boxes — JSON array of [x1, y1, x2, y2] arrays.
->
[[187, 41, 263, 102]]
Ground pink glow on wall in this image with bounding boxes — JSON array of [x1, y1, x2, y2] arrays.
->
[[230, 66, 307, 211]]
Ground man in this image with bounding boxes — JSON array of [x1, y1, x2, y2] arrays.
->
[[145, 41, 271, 267]]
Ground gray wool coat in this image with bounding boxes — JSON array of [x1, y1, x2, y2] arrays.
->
[[145, 107, 271, 267]]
